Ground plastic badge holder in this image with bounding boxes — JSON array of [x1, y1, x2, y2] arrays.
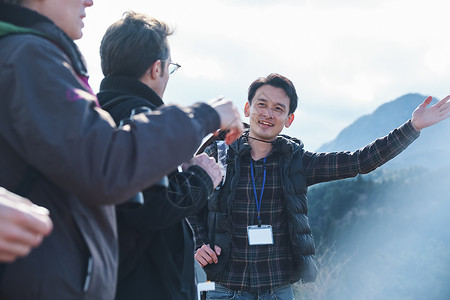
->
[[247, 225, 274, 245]]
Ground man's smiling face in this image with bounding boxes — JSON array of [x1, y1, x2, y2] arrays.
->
[[244, 84, 294, 142]]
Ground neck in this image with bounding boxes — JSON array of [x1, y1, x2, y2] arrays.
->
[[139, 76, 164, 99], [248, 136, 273, 160]]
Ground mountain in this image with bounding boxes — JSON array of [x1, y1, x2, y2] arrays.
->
[[317, 93, 450, 170]]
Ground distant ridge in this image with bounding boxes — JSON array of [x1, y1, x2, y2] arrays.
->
[[317, 93, 450, 170]]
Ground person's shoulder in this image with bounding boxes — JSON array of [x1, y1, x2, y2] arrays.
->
[[278, 133, 304, 149], [2, 33, 64, 67], [3, 32, 55, 50]]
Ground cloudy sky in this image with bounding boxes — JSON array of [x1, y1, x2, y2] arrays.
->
[[76, 0, 450, 150]]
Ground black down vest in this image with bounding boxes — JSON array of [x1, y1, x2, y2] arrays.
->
[[203, 134, 318, 284]]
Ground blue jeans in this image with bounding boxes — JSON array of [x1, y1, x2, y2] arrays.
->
[[206, 283, 295, 300]]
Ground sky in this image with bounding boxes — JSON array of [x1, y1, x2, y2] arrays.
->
[[76, 0, 450, 150]]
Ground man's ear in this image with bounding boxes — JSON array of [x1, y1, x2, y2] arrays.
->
[[244, 102, 250, 117], [150, 60, 162, 79], [285, 113, 294, 128]]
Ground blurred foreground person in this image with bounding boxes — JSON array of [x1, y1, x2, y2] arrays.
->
[[0, 0, 242, 298]]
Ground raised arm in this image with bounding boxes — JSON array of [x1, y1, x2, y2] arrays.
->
[[303, 95, 449, 186], [2, 37, 242, 206], [303, 120, 420, 186]]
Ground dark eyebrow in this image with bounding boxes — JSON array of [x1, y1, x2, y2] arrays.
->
[[255, 98, 287, 109], [276, 103, 287, 109]]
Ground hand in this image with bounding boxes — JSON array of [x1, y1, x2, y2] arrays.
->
[[0, 188, 53, 262], [182, 153, 223, 188], [209, 98, 244, 145], [411, 95, 450, 132], [195, 244, 222, 267]]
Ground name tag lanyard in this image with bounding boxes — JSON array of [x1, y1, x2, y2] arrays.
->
[[250, 156, 267, 227]]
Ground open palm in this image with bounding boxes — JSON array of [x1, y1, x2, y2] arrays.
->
[[411, 95, 450, 131]]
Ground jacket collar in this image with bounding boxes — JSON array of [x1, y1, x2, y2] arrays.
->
[[97, 75, 164, 108], [230, 130, 304, 158]]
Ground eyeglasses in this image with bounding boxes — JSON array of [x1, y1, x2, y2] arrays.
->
[[167, 62, 181, 75]]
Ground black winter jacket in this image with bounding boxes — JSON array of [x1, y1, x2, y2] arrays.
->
[[98, 75, 213, 300]]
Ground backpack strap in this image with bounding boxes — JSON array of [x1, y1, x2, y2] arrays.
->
[[216, 141, 229, 187]]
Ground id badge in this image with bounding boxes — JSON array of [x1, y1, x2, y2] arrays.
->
[[247, 225, 273, 245]]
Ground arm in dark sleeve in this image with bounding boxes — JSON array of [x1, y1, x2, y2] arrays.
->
[[1, 36, 220, 205], [186, 210, 210, 251], [117, 165, 214, 233], [186, 143, 218, 250], [303, 120, 420, 186]]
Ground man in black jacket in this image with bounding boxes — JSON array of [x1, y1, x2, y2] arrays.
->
[[97, 11, 221, 300]]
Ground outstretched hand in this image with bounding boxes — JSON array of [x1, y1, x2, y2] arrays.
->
[[411, 95, 450, 132]]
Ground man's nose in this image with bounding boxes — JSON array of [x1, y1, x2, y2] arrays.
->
[[84, 0, 94, 7], [265, 108, 274, 118]]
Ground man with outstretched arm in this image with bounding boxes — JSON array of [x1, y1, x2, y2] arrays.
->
[[188, 73, 449, 300]]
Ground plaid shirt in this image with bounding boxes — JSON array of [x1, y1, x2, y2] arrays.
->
[[190, 120, 419, 292]]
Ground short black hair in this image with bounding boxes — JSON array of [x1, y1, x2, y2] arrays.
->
[[248, 73, 298, 114], [100, 11, 173, 78]]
